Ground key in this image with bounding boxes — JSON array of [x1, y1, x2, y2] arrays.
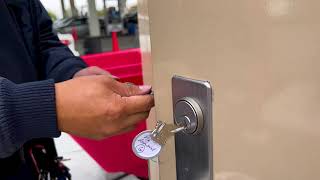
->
[[151, 121, 185, 146], [132, 121, 186, 159]]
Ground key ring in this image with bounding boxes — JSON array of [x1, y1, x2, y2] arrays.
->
[[132, 130, 162, 160]]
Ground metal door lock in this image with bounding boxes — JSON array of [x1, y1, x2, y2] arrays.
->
[[174, 97, 204, 135], [172, 75, 213, 180]]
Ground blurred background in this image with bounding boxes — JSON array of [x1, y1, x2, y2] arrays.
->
[[41, 0, 139, 56]]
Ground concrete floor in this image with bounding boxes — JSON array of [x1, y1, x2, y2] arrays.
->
[[54, 133, 140, 180]]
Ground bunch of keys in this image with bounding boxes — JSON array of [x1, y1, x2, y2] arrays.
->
[[132, 121, 186, 160]]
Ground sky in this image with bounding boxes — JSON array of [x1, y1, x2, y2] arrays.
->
[[40, 0, 137, 19]]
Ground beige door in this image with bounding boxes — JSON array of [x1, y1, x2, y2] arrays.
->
[[138, 0, 320, 180]]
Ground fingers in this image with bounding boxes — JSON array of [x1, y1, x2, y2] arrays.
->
[[112, 81, 152, 97], [74, 66, 119, 79], [121, 95, 154, 115], [117, 126, 136, 135], [89, 67, 119, 79], [96, 73, 151, 96], [138, 85, 152, 95], [88, 66, 111, 75], [121, 111, 150, 127]]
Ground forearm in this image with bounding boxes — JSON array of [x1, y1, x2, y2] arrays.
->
[[0, 78, 60, 158], [34, 0, 87, 82], [41, 49, 87, 82]]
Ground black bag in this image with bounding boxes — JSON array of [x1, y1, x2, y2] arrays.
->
[[25, 138, 71, 180]]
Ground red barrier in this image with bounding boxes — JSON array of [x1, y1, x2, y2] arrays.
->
[[73, 48, 148, 178], [82, 49, 141, 68], [71, 26, 78, 42], [112, 32, 120, 52]]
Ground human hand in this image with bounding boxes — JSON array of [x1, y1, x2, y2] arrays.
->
[[73, 66, 118, 79], [55, 75, 153, 140]]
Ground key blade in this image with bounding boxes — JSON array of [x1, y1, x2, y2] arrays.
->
[[152, 136, 167, 146], [171, 126, 185, 133]]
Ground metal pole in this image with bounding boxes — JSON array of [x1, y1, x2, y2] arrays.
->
[[70, 0, 78, 17], [60, 0, 67, 18], [117, 0, 126, 18], [87, 0, 101, 36], [103, 0, 107, 11]]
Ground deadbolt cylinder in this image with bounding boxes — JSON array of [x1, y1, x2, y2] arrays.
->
[[174, 97, 204, 135]]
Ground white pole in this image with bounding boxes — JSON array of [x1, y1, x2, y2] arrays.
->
[[70, 0, 78, 17], [103, 0, 107, 11], [61, 0, 67, 18], [87, 0, 101, 37], [117, 0, 126, 19]]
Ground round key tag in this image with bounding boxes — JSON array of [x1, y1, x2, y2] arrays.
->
[[132, 130, 162, 159]]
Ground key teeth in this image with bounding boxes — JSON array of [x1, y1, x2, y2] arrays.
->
[[151, 136, 167, 146], [152, 139, 165, 146]]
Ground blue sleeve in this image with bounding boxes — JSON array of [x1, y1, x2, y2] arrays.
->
[[33, 0, 87, 82], [0, 78, 60, 158]]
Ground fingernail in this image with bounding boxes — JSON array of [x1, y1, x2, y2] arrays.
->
[[139, 85, 152, 92], [111, 75, 120, 79]]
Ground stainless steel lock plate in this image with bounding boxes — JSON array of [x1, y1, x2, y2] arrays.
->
[[172, 75, 213, 180]]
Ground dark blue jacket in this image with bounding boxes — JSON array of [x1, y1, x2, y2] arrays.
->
[[0, 0, 87, 161]]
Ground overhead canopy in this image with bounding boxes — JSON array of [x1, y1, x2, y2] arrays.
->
[[61, 0, 128, 37]]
